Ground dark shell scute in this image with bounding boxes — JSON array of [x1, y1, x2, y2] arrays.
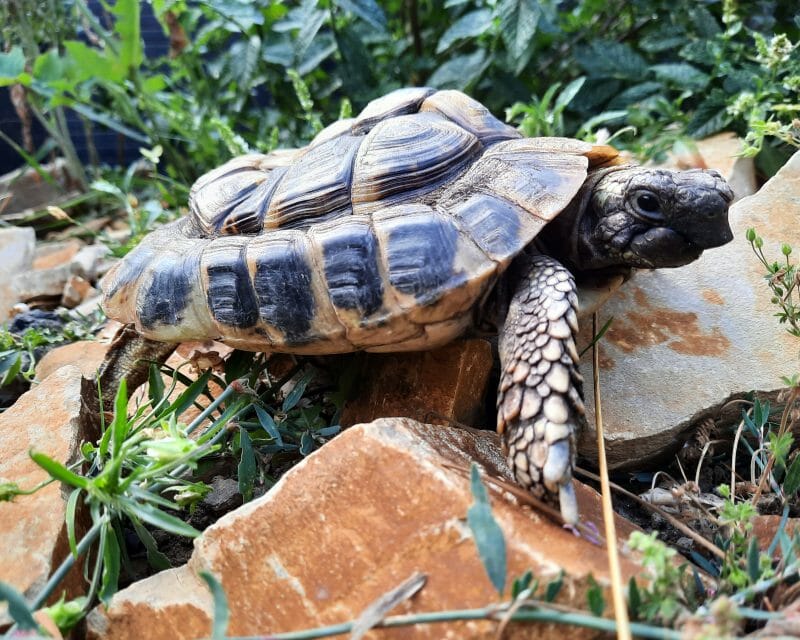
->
[[382, 210, 459, 303], [206, 247, 259, 329], [139, 250, 199, 330], [317, 220, 383, 317], [351, 87, 436, 135], [253, 238, 316, 344]]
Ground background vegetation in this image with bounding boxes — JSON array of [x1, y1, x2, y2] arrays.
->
[[0, 0, 798, 215]]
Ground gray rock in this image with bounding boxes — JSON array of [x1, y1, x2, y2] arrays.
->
[[0, 227, 35, 321], [578, 151, 800, 469]]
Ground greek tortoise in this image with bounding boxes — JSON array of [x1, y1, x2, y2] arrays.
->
[[101, 87, 734, 523]]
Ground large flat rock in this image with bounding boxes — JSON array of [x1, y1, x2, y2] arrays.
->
[[88, 418, 642, 640], [0, 366, 91, 622], [577, 151, 799, 468]]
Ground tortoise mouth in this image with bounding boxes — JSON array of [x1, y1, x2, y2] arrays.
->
[[627, 228, 706, 268]]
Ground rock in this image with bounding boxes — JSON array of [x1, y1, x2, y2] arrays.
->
[[0, 159, 78, 221], [0, 227, 36, 322], [32, 240, 83, 271], [341, 340, 493, 428], [577, 151, 800, 469], [61, 275, 97, 308], [751, 515, 800, 555], [35, 340, 111, 381], [13, 263, 75, 304], [661, 133, 757, 202], [0, 366, 92, 622], [201, 477, 242, 514], [71, 244, 112, 282], [7, 309, 63, 335], [87, 418, 642, 640]]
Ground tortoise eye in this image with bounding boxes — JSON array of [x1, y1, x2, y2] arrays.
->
[[636, 191, 664, 222], [636, 193, 660, 213]]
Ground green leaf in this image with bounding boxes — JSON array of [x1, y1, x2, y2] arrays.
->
[[555, 77, 585, 112], [66, 488, 82, 559], [428, 50, 487, 90], [650, 63, 709, 90], [168, 370, 212, 417], [33, 49, 65, 84], [99, 525, 121, 605], [30, 452, 90, 489], [467, 463, 506, 596], [0, 581, 39, 630], [111, 0, 143, 74], [510, 569, 533, 598], [784, 456, 800, 494], [255, 405, 283, 446], [282, 369, 314, 412], [0, 47, 25, 85], [586, 574, 605, 616], [333, 0, 387, 31], [200, 571, 230, 640], [576, 40, 647, 80], [436, 9, 493, 54], [0, 353, 22, 386], [112, 378, 130, 456], [70, 101, 150, 144], [148, 363, 165, 407], [300, 431, 315, 456], [64, 40, 122, 83], [120, 497, 200, 538], [544, 570, 563, 602], [130, 517, 171, 571], [238, 427, 257, 501], [627, 577, 641, 619], [497, 0, 540, 61], [747, 536, 761, 584]]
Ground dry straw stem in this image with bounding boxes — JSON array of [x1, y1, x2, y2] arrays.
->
[[591, 313, 632, 640]]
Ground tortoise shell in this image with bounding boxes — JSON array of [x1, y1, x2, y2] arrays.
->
[[101, 88, 619, 354]]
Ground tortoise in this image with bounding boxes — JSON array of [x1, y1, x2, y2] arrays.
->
[[101, 87, 734, 523]]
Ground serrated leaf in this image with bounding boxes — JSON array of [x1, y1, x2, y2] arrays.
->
[[497, 0, 540, 61], [436, 9, 493, 54], [295, 4, 327, 61], [689, 6, 722, 38], [651, 63, 709, 90], [467, 464, 506, 596], [200, 571, 230, 640], [428, 50, 487, 90], [238, 427, 257, 501], [0, 46, 25, 85], [576, 40, 647, 80], [0, 581, 38, 630], [334, 0, 387, 30]]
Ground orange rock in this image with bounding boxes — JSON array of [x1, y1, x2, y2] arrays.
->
[[35, 340, 111, 382], [751, 515, 800, 555], [32, 240, 83, 271], [87, 418, 642, 640], [341, 339, 493, 428], [0, 366, 91, 623]]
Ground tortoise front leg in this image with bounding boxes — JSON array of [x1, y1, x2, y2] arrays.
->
[[497, 254, 586, 524]]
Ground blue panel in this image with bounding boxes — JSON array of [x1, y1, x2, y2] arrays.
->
[[384, 213, 458, 302], [253, 239, 316, 343], [205, 247, 259, 328], [319, 222, 383, 316]]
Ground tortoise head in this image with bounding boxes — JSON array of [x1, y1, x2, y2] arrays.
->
[[573, 166, 734, 270]]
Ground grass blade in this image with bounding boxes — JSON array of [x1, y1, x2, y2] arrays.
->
[[200, 571, 230, 640], [466, 463, 506, 596]]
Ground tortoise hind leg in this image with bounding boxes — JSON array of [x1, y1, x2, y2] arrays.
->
[[497, 254, 586, 524]]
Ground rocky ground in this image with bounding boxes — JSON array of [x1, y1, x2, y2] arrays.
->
[[0, 139, 798, 638]]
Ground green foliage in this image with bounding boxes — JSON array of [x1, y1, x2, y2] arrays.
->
[[467, 463, 507, 596], [0, 309, 104, 387], [627, 531, 691, 623]]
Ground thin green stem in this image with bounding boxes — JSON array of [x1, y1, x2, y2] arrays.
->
[[220, 605, 683, 640], [29, 520, 103, 610]]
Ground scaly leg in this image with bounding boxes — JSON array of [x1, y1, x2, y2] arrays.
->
[[497, 254, 585, 523]]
